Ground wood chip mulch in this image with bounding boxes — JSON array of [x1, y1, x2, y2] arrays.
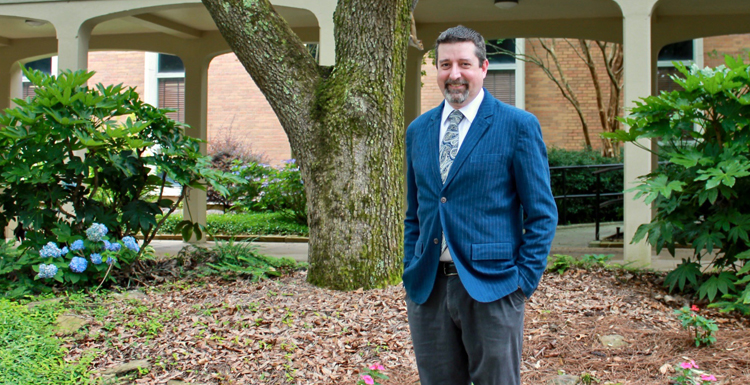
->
[[65, 268, 750, 384]]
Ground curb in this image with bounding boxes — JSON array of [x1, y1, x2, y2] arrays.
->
[[140, 234, 309, 243]]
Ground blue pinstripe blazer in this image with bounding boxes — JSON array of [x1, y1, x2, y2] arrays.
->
[[403, 90, 558, 305]]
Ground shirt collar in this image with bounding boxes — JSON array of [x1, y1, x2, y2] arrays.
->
[[441, 88, 485, 125]]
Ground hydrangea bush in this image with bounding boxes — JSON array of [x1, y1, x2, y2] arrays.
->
[[32, 223, 140, 285], [246, 160, 307, 225], [0, 68, 242, 294], [0, 68, 242, 252]]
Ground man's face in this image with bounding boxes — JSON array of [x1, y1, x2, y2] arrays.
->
[[436, 41, 489, 109]]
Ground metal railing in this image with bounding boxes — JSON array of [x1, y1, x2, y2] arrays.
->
[[549, 163, 624, 241]]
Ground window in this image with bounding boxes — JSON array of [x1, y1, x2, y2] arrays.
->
[[22, 57, 56, 99], [657, 40, 702, 93], [155, 54, 185, 122], [485, 38, 525, 108]]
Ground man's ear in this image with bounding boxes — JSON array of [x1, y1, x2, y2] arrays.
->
[[481, 59, 489, 77]]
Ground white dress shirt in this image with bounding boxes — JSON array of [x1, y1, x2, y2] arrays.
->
[[439, 88, 485, 262]]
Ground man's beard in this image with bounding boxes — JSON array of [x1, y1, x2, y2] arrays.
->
[[443, 79, 469, 105]]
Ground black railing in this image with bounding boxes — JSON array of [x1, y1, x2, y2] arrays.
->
[[549, 163, 624, 241]]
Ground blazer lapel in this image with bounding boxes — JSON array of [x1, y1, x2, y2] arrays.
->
[[427, 101, 444, 185], [442, 91, 495, 188]]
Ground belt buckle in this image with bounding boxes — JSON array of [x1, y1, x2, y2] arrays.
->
[[443, 262, 458, 276]]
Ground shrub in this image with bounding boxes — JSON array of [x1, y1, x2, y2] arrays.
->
[[158, 212, 308, 236], [605, 57, 750, 314], [1, 223, 142, 298], [548, 147, 623, 224], [235, 160, 307, 225], [206, 123, 269, 212], [0, 69, 241, 291]]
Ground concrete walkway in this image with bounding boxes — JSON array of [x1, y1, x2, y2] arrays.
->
[[149, 222, 691, 271]]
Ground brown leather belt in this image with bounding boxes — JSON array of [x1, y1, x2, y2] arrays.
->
[[439, 261, 458, 276]]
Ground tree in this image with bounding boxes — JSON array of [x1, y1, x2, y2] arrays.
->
[[491, 38, 623, 157], [201, 0, 412, 290]]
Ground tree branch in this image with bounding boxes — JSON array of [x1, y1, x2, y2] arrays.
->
[[201, 0, 321, 148]]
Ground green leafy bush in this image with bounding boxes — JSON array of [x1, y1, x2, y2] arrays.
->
[[158, 212, 308, 236], [235, 160, 307, 225], [605, 57, 750, 314], [205, 128, 269, 212], [548, 148, 623, 224], [0, 298, 95, 384], [0, 69, 241, 291], [229, 161, 275, 212]]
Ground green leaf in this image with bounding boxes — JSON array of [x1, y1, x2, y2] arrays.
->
[[698, 272, 737, 301], [664, 260, 702, 292]]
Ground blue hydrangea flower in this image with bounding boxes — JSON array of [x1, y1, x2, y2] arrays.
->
[[69, 256, 88, 273], [90, 253, 103, 265], [60, 246, 69, 256], [106, 256, 116, 265], [40, 242, 63, 258], [36, 264, 58, 279], [85, 223, 108, 242], [70, 239, 85, 251], [104, 241, 122, 252], [122, 236, 139, 252]]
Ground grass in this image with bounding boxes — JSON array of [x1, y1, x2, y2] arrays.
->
[[0, 298, 96, 384], [157, 211, 308, 236]]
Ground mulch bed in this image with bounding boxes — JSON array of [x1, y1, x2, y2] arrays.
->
[[66, 267, 750, 384]]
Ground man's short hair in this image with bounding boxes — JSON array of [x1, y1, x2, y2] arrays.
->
[[434, 25, 487, 64]]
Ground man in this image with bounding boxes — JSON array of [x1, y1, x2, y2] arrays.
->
[[403, 25, 557, 385]]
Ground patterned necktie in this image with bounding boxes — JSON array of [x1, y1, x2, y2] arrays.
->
[[440, 110, 463, 253], [440, 110, 463, 183]]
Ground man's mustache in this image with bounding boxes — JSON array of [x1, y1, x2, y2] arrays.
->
[[445, 79, 468, 87]]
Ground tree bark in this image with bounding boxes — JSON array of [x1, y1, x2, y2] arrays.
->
[[202, 0, 410, 290]]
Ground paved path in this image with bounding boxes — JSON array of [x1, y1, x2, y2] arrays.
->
[[149, 222, 690, 271]]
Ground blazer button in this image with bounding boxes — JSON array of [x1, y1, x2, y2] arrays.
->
[[440, 197, 447, 203], [433, 238, 439, 244]]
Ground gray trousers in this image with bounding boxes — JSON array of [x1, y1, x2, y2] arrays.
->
[[406, 273, 525, 385]]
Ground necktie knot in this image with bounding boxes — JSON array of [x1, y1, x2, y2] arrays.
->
[[448, 110, 463, 126]]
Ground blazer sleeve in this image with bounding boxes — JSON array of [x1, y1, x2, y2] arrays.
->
[[512, 114, 558, 298], [403, 125, 420, 268]]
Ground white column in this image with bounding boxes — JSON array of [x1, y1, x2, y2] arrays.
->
[[318, 19, 335, 66], [615, 0, 659, 267], [181, 54, 209, 242], [2, 63, 23, 239], [404, 48, 423, 126], [55, 22, 92, 72]]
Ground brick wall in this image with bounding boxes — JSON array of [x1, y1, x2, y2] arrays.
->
[[703, 34, 750, 68], [207, 53, 291, 166], [88, 51, 145, 93]]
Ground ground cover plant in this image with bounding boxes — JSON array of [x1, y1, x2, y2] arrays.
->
[[605, 56, 750, 314], [0, 298, 95, 384]]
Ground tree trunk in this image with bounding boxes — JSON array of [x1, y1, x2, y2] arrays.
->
[[202, 0, 410, 290]]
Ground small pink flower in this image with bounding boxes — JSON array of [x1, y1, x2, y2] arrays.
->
[[369, 363, 385, 371], [361, 374, 374, 385], [680, 360, 699, 369], [700, 374, 717, 382], [691, 305, 700, 312]]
